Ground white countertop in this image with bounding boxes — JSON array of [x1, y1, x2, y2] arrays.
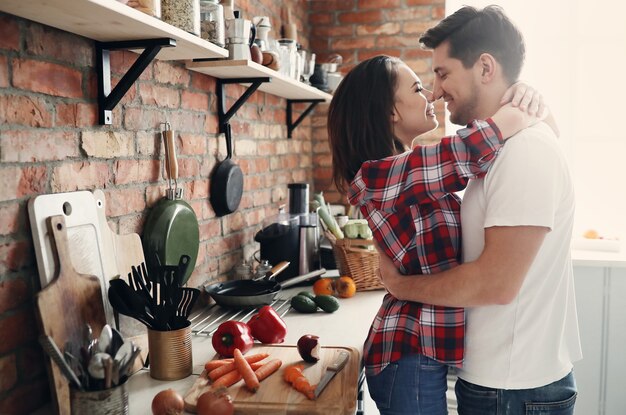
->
[[572, 241, 626, 268], [126, 286, 385, 414]]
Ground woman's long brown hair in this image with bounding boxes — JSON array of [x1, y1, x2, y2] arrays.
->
[[327, 55, 406, 193]]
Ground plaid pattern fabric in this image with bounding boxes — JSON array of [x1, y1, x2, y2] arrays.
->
[[348, 119, 503, 375]]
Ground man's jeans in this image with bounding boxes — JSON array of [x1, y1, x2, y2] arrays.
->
[[366, 354, 449, 415], [455, 371, 577, 415]]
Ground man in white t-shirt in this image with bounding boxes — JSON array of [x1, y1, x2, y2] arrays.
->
[[378, 5, 582, 415]]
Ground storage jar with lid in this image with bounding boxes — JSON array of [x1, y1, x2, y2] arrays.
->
[[161, 0, 200, 36], [200, 0, 225, 47]]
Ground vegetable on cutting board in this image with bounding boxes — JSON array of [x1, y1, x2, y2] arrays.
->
[[233, 348, 260, 392], [283, 364, 315, 400], [208, 354, 268, 381]]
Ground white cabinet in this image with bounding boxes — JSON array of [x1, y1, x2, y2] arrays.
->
[[573, 265, 626, 415]]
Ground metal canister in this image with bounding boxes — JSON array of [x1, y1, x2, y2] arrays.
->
[[147, 322, 192, 380], [70, 383, 129, 415]]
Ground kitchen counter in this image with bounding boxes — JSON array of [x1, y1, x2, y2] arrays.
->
[[571, 244, 626, 268], [126, 285, 386, 414]]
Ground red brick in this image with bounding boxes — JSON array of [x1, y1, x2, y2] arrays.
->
[[123, 107, 163, 130], [338, 10, 382, 24], [110, 50, 153, 81], [25, 22, 92, 67], [106, 188, 146, 216], [0, 203, 21, 236], [357, 22, 401, 36], [0, 379, 50, 415], [0, 15, 20, 51], [18, 344, 47, 380], [114, 159, 160, 185], [0, 354, 17, 392], [358, 48, 402, 60], [309, 12, 333, 25], [0, 278, 29, 314], [56, 102, 98, 127], [190, 71, 216, 92], [312, 25, 354, 37], [81, 130, 134, 158], [310, 0, 356, 12], [169, 111, 206, 134], [139, 83, 181, 108], [0, 308, 38, 354], [12, 58, 83, 98], [0, 94, 53, 127], [407, 0, 443, 5], [0, 55, 8, 88], [0, 166, 46, 202], [358, 0, 401, 8], [0, 129, 78, 163], [154, 60, 191, 86], [432, 5, 445, 19], [50, 162, 110, 192], [403, 20, 435, 35], [332, 36, 377, 51], [181, 90, 209, 111], [375, 35, 421, 48], [178, 159, 202, 182], [387, 6, 431, 21]]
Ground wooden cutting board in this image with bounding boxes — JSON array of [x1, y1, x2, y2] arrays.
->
[[184, 345, 360, 415], [35, 215, 107, 415], [28, 191, 115, 325]]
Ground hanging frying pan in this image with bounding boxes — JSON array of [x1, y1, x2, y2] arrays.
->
[[142, 123, 200, 285], [210, 123, 244, 217]]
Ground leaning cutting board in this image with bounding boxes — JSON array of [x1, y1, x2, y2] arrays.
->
[[184, 345, 360, 415], [28, 191, 115, 325], [35, 215, 107, 415]]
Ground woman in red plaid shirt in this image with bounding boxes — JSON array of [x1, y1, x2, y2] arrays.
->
[[327, 55, 547, 414]]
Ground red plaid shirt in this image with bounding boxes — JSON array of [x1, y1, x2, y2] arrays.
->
[[348, 119, 503, 375]]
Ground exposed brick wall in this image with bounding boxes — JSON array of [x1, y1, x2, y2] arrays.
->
[[0, 0, 310, 411], [309, 0, 446, 205]]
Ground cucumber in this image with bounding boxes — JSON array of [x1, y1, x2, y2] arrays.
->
[[290, 295, 318, 313], [297, 291, 315, 300], [314, 295, 340, 313]]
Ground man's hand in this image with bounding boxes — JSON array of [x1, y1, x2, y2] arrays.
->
[[375, 245, 405, 299]]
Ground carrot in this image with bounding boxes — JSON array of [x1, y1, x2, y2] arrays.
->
[[254, 358, 282, 382], [212, 370, 242, 388], [233, 348, 260, 392], [208, 353, 270, 381], [283, 364, 315, 400], [204, 353, 269, 372]]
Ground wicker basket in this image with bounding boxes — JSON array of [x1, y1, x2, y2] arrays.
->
[[327, 233, 384, 291]]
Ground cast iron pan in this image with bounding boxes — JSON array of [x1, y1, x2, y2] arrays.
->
[[204, 268, 326, 309], [210, 124, 243, 217]]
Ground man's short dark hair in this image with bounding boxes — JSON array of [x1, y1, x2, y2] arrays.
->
[[419, 5, 525, 83]]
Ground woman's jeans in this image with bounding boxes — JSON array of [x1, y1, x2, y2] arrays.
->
[[455, 371, 577, 415], [366, 354, 449, 415]]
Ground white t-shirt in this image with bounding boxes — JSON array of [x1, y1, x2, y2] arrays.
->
[[457, 122, 582, 389]]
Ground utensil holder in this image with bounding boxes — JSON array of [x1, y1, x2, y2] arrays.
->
[[147, 321, 192, 380], [70, 383, 128, 415]]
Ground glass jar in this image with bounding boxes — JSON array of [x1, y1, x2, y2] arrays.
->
[[126, 0, 161, 18], [161, 0, 200, 36], [277, 38, 297, 79], [199, 0, 225, 47]]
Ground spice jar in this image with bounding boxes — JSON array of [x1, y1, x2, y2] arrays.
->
[[162, 0, 200, 36], [199, 0, 225, 47], [126, 0, 161, 18]]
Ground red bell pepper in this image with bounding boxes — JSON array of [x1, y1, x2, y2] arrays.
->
[[212, 320, 254, 357], [247, 305, 288, 344]]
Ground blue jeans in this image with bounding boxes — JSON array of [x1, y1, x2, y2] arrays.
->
[[366, 354, 449, 415], [455, 371, 577, 415]]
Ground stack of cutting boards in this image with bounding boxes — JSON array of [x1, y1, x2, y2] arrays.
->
[[184, 345, 360, 415], [28, 190, 148, 415]]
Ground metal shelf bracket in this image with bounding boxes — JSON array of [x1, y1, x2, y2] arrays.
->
[[216, 77, 271, 142], [96, 38, 176, 125], [287, 99, 325, 138]]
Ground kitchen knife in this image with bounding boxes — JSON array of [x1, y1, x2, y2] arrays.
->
[[314, 350, 350, 399]]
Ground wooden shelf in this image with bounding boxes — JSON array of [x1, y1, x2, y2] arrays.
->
[[186, 60, 333, 102], [0, 0, 227, 60]]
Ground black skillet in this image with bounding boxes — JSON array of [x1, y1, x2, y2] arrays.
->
[[204, 268, 326, 309], [210, 124, 244, 217]]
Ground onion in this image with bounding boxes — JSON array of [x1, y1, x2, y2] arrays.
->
[[196, 388, 234, 415], [151, 388, 184, 415]]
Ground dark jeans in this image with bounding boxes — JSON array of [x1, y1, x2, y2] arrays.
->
[[455, 371, 577, 415], [366, 354, 449, 415]]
